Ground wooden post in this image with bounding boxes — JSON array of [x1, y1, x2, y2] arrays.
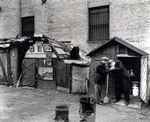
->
[[10, 47, 18, 85], [7, 49, 11, 83]]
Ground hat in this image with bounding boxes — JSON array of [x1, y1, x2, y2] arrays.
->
[[108, 60, 114, 63], [101, 57, 109, 61]]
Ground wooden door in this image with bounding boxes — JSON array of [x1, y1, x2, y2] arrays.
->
[[71, 65, 89, 93], [0, 51, 8, 82], [55, 60, 71, 93], [140, 56, 149, 103]]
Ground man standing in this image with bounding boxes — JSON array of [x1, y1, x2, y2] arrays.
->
[[94, 57, 109, 105], [111, 60, 130, 106]]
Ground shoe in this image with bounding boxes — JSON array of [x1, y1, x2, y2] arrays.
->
[[124, 101, 129, 106], [97, 100, 103, 105], [112, 99, 119, 103]]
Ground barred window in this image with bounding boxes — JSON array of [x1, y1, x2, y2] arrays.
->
[[22, 16, 34, 37], [89, 6, 109, 41]]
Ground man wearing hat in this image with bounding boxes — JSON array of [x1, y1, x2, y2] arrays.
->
[[94, 57, 109, 105], [110, 59, 130, 106]]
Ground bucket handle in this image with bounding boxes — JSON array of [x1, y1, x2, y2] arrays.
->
[[90, 98, 95, 104], [86, 110, 92, 116]]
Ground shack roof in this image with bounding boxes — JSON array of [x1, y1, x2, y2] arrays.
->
[[0, 35, 72, 59], [87, 37, 149, 56], [0, 35, 89, 61]]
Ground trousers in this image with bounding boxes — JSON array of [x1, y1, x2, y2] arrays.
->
[[94, 84, 102, 102], [115, 76, 130, 102]]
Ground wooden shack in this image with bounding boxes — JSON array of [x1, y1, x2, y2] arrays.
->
[[0, 36, 90, 93], [0, 39, 21, 85], [16, 35, 90, 93], [55, 60, 89, 93], [18, 35, 70, 90], [87, 37, 149, 103], [21, 37, 56, 89]]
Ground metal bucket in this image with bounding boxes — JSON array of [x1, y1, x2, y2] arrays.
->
[[55, 105, 69, 122], [132, 86, 139, 96], [132, 81, 139, 96], [79, 97, 96, 122]]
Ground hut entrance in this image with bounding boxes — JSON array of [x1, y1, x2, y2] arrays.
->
[[21, 59, 37, 87], [117, 56, 141, 95]]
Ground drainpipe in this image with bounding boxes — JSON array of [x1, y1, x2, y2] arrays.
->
[[19, 0, 22, 38], [16, 0, 22, 85]]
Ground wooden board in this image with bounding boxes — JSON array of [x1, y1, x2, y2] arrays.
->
[[55, 59, 71, 92], [71, 65, 89, 93], [0, 52, 8, 82]]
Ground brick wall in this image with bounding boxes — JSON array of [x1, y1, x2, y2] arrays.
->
[[0, 0, 21, 38], [45, 0, 89, 51], [0, 0, 150, 54], [110, 0, 150, 54]]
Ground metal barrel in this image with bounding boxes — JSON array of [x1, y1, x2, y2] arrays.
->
[[79, 97, 96, 122], [55, 105, 69, 122]]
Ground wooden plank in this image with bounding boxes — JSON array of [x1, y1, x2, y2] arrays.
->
[[57, 86, 70, 93], [61, 63, 66, 87], [140, 56, 149, 103], [0, 57, 7, 80], [37, 80, 55, 90], [56, 60, 63, 87], [71, 66, 89, 93], [66, 64, 71, 92], [55, 59, 71, 92], [10, 47, 18, 84], [7, 50, 11, 83], [54, 48, 66, 55]]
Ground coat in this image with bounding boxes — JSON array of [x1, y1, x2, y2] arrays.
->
[[94, 62, 108, 85], [113, 60, 130, 78]]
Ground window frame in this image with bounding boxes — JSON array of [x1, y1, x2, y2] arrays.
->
[[88, 5, 109, 42], [22, 16, 34, 37]]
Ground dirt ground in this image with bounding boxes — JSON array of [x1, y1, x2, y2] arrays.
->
[[0, 85, 150, 122]]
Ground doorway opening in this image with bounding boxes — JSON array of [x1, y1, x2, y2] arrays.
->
[[117, 56, 141, 96]]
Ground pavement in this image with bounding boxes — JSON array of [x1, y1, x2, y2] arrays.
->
[[114, 100, 142, 109], [0, 85, 150, 122]]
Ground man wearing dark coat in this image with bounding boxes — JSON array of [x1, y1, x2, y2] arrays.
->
[[94, 57, 109, 104], [111, 60, 130, 105]]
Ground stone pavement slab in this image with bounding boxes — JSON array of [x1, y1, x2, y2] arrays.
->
[[114, 100, 142, 109]]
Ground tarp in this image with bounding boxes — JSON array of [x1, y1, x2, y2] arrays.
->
[[21, 59, 36, 86]]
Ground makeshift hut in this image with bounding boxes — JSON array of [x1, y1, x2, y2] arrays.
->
[[87, 37, 149, 103], [45, 36, 90, 93], [0, 38, 25, 85], [18, 35, 55, 89], [13, 35, 91, 93]]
